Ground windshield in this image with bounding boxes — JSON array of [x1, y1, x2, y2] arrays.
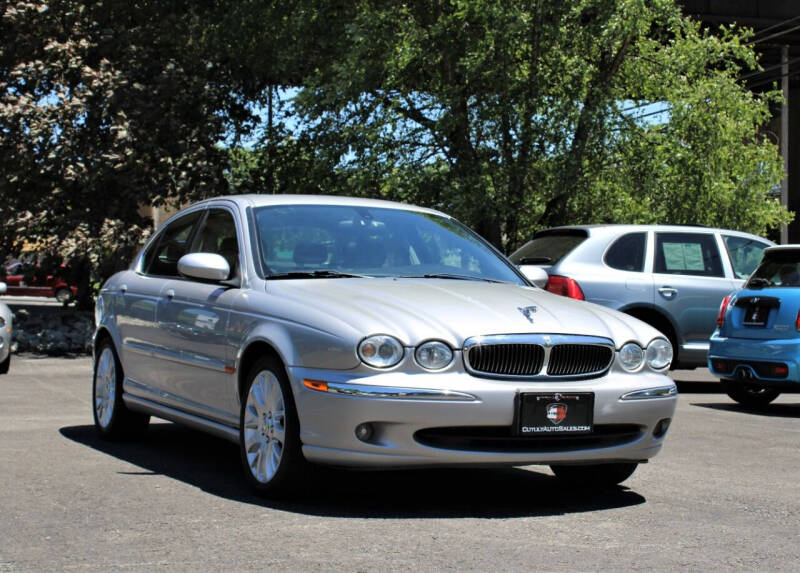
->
[[253, 204, 525, 284], [747, 251, 800, 288]]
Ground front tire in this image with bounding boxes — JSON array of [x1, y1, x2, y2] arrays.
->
[[55, 287, 73, 304], [92, 341, 149, 438], [0, 353, 9, 374], [721, 379, 780, 408], [550, 462, 639, 487], [239, 357, 305, 495]]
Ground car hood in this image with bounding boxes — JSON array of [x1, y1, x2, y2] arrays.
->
[[266, 278, 660, 348]]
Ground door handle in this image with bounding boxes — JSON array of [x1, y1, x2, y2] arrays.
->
[[165, 289, 175, 299], [658, 286, 678, 299], [119, 284, 127, 294]]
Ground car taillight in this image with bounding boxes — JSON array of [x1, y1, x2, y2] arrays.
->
[[716, 295, 731, 328], [546, 275, 585, 300], [795, 309, 800, 331]]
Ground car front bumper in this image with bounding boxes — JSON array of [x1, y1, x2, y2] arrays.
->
[[709, 335, 800, 386], [288, 367, 677, 468]]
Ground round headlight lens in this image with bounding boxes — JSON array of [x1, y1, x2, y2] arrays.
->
[[646, 338, 673, 370], [358, 335, 404, 368], [415, 341, 453, 370], [619, 342, 644, 371]]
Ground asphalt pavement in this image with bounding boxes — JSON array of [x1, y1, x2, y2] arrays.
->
[[1, 356, 798, 571]]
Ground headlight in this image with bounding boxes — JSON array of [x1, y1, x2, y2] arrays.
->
[[415, 341, 453, 370], [619, 342, 644, 371], [358, 335, 404, 368], [646, 338, 673, 370]]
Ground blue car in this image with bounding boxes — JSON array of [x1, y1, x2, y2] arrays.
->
[[709, 245, 800, 407]]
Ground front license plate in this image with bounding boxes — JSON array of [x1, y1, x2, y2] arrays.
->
[[516, 392, 594, 435]]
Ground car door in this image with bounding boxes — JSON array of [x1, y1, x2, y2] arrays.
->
[[115, 209, 204, 392], [155, 207, 242, 423], [652, 231, 736, 357]]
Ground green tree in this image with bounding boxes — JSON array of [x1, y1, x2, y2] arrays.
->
[[288, 0, 789, 252], [0, 0, 260, 306]]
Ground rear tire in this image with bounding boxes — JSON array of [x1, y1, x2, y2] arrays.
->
[[239, 356, 305, 496], [721, 379, 779, 408], [550, 462, 638, 487], [0, 353, 9, 374], [92, 341, 149, 438]]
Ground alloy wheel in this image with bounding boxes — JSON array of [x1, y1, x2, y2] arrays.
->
[[243, 370, 287, 484]]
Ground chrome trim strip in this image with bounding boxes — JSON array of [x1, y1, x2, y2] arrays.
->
[[682, 342, 710, 351], [124, 340, 227, 372], [123, 339, 155, 357], [322, 382, 477, 401], [462, 334, 615, 380], [123, 393, 240, 443], [619, 385, 678, 401]]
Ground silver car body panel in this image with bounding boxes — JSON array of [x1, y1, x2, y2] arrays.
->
[[96, 195, 678, 468], [0, 292, 11, 366]]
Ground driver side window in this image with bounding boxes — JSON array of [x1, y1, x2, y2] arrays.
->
[[142, 211, 203, 277]]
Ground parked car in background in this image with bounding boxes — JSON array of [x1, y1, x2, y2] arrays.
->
[[510, 225, 773, 369], [0, 282, 11, 374], [2, 261, 77, 303], [92, 195, 677, 495], [710, 245, 800, 407]]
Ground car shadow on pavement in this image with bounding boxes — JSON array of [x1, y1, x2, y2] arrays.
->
[[60, 422, 645, 518], [692, 401, 800, 418]]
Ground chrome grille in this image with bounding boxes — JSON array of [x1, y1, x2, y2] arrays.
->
[[547, 344, 613, 376], [463, 334, 615, 379], [467, 344, 544, 376]]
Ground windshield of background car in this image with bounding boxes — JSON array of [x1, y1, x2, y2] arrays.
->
[[747, 250, 800, 287], [510, 229, 588, 266], [253, 204, 526, 284]]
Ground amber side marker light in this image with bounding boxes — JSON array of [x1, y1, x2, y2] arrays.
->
[[303, 379, 329, 392]]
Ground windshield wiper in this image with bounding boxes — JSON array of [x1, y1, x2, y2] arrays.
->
[[747, 277, 772, 288], [266, 270, 369, 279], [515, 256, 552, 265], [402, 273, 507, 283]]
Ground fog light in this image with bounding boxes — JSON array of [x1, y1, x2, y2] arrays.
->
[[355, 423, 374, 442], [653, 418, 671, 438]]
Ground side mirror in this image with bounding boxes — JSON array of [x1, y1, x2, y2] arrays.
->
[[0, 282, 6, 295], [177, 253, 230, 282], [518, 265, 549, 288]]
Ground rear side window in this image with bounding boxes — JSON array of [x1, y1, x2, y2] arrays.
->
[[724, 235, 770, 279], [604, 232, 646, 272], [143, 210, 203, 277], [510, 230, 588, 266], [654, 232, 723, 277]]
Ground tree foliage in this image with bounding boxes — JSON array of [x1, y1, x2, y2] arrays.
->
[[283, 0, 789, 252], [0, 0, 790, 308], [0, 0, 260, 304]]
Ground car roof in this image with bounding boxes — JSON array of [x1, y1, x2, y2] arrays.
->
[[535, 224, 772, 241], [764, 244, 800, 253], [191, 194, 450, 218]]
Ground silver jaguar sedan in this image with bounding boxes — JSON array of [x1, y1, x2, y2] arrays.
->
[[93, 195, 677, 494]]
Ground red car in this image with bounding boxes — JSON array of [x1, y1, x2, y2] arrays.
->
[[2, 262, 77, 303]]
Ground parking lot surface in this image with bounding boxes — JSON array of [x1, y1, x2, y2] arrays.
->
[[1, 356, 798, 571]]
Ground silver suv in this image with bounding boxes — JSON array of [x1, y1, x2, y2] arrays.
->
[[510, 225, 773, 368]]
